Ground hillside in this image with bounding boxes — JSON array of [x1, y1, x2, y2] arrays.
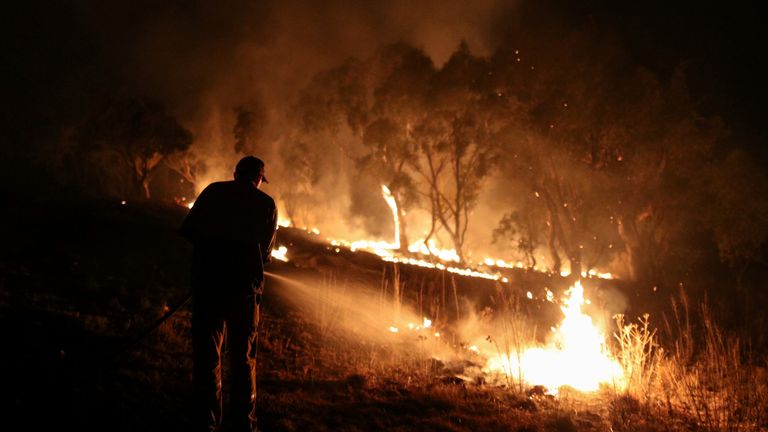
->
[[0, 190, 738, 431]]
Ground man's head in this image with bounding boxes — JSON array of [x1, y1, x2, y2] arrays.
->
[[234, 156, 269, 187]]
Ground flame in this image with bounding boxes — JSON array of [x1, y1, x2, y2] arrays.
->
[[280, 183, 614, 287], [271, 246, 289, 262], [408, 241, 461, 262], [381, 185, 400, 249], [340, 185, 465, 264], [386, 316, 439, 338], [271, 185, 625, 395], [484, 281, 624, 394]]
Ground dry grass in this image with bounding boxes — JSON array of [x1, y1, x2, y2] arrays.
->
[[612, 293, 768, 431], [613, 313, 662, 401], [656, 296, 768, 431]]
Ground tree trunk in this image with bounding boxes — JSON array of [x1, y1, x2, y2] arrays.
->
[[142, 178, 151, 199], [547, 219, 561, 273], [617, 216, 641, 282], [569, 250, 582, 281], [393, 194, 409, 251], [545, 204, 562, 273]]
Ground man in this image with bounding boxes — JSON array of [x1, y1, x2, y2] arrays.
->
[[180, 156, 277, 432]]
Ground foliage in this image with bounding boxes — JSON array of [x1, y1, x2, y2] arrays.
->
[[78, 97, 193, 199], [233, 102, 267, 156], [291, 43, 506, 260], [278, 139, 322, 227], [288, 34, 768, 291]]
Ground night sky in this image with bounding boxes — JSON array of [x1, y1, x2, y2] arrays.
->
[[4, 0, 767, 161]]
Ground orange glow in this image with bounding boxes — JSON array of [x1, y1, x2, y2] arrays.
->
[[283, 183, 615, 286], [484, 281, 624, 394], [271, 246, 289, 262]]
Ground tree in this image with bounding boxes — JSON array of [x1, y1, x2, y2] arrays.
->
[[291, 42, 501, 261], [292, 57, 369, 137], [79, 97, 193, 199], [357, 43, 435, 249], [163, 148, 206, 189], [409, 44, 501, 263], [706, 149, 768, 288], [358, 117, 419, 248], [278, 138, 321, 227], [233, 102, 267, 155], [494, 208, 542, 268], [412, 108, 500, 263], [290, 44, 431, 249], [489, 29, 725, 285]]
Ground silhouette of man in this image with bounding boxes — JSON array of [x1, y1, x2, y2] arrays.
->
[[180, 156, 277, 432]]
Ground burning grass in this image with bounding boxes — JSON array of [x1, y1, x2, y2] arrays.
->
[[263, 264, 768, 431]]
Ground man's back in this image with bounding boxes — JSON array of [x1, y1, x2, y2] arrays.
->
[[181, 179, 277, 291]]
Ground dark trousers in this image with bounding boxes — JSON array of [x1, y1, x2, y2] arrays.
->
[[192, 289, 260, 432]]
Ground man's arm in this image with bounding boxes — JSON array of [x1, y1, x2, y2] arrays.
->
[[261, 204, 278, 264], [179, 187, 211, 243]]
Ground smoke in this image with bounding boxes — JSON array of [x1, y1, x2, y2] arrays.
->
[[77, 0, 504, 128], [8, 0, 653, 274], [57, 0, 511, 241]]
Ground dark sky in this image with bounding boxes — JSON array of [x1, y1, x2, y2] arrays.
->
[[593, 0, 768, 154], [4, 0, 767, 161]]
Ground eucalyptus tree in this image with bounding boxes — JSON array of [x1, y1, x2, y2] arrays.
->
[[78, 97, 192, 199]]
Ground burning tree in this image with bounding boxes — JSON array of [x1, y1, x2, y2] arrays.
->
[[288, 57, 370, 229], [291, 42, 503, 261], [78, 97, 193, 199], [357, 117, 419, 249], [287, 34, 767, 293], [291, 45, 429, 248], [356, 43, 436, 249], [411, 107, 501, 263], [278, 138, 322, 226], [487, 33, 722, 282]]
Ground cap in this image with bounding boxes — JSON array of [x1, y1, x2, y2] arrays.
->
[[235, 156, 269, 183]]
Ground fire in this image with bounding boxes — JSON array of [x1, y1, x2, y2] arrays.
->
[[271, 246, 289, 262], [269, 183, 627, 395], [325, 185, 458, 262], [387, 317, 440, 338], [484, 281, 624, 394], [381, 185, 400, 249], [408, 241, 461, 262], [319, 184, 614, 282]]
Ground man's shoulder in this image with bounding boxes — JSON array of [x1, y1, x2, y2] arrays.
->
[[209, 180, 236, 189], [200, 180, 234, 194], [253, 188, 276, 208]]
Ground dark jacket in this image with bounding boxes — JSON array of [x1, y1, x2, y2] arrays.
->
[[180, 179, 277, 293]]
